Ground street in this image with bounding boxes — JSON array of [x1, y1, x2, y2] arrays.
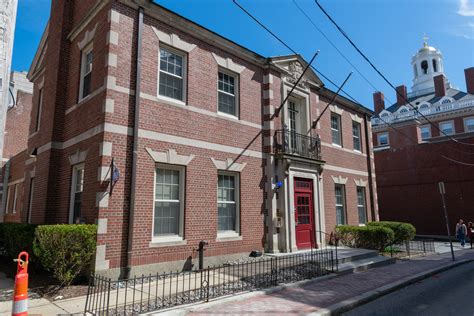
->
[[344, 261, 474, 316]]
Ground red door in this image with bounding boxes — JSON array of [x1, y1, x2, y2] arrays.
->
[[294, 178, 316, 249]]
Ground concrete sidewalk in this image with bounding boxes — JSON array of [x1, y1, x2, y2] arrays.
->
[[161, 248, 474, 315]]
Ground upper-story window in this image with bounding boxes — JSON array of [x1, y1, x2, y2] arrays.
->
[[419, 103, 429, 110], [439, 121, 454, 135], [421, 60, 428, 74], [218, 70, 239, 117], [34, 88, 43, 132], [79, 45, 93, 101], [432, 59, 438, 72], [399, 108, 408, 114], [377, 132, 389, 146], [441, 98, 452, 105], [159, 47, 186, 102], [464, 117, 474, 132], [331, 114, 342, 146], [352, 121, 362, 152], [420, 125, 431, 140]]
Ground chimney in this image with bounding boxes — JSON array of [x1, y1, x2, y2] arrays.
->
[[373, 91, 385, 114], [396, 85, 407, 106], [465, 67, 474, 95], [434, 74, 446, 97]]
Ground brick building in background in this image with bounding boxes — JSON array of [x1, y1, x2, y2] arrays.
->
[[5, 0, 377, 277], [0, 71, 33, 223], [372, 40, 474, 236]]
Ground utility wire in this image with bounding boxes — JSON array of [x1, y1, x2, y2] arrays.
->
[[315, 0, 474, 147]]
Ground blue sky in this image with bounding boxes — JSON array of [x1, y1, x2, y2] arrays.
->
[[12, 0, 474, 109]]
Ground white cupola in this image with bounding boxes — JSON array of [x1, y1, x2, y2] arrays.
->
[[411, 36, 450, 95]]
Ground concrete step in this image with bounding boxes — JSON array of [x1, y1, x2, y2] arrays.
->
[[335, 248, 380, 264], [337, 255, 396, 275]]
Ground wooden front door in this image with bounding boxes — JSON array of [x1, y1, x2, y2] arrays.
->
[[294, 178, 316, 249]]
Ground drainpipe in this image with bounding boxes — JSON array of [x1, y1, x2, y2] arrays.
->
[[124, 6, 144, 278], [363, 114, 376, 222]]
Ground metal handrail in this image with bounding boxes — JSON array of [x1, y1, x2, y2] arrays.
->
[[274, 129, 322, 160]]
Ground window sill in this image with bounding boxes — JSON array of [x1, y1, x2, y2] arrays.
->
[[156, 95, 186, 107], [332, 143, 342, 148], [149, 236, 187, 248], [217, 112, 239, 121], [353, 149, 362, 154], [216, 232, 242, 242]]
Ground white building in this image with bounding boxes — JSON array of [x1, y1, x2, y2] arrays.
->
[[0, 0, 18, 164]]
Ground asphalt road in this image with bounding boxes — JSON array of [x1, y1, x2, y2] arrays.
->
[[343, 261, 474, 316]]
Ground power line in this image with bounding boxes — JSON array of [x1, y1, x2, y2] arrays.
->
[[315, 0, 474, 148]]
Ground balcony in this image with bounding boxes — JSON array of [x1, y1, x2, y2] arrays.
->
[[274, 129, 322, 161]]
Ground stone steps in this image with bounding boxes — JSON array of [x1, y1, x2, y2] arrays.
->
[[336, 248, 396, 275]]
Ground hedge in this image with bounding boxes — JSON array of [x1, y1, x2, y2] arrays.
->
[[0, 223, 37, 259], [336, 225, 394, 251], [367, 221, 416, 245], [33, 224, 97, 286]]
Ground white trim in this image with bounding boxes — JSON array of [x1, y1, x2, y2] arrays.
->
[[146, 148, 195, 166], [12, 184, 18, 214], [217, 68, 240, 118], [78, 43, 94, 102], [68, 149, 88, 165], [211, 158, 247, 172], [157, 45, 187, 103], [108, 9, 120, 23], [212, 53, 245, 74], [97, 218, 107, 234], [96, 192, 109, 208], [152, 26, 197, 52], [439, 120, 455, 135], [7, 178, 25, 186], [324, 164, 369, 177], [420, 124, 431, 140], [354, 178, 368, 187], [106, 30, 119, 45], [95, 244, 110, 270], [331, 175, 348, 185], [263, 74, 273, 84], [439, 96, 455, 105], [350, 113, 363, 123], [329, 104, 344, 115], [103, 99, 115, 113], [217, 171, 240, 236], [99, 142, 113, 157], [105, 53, 117, 68], [69, 164, 85, 224], [149, 237, 187, 247], [77, 23, 97, 50], [463, 116, 474, 133]]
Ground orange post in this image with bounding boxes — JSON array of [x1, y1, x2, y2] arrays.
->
[[12, 252, 28, 316]]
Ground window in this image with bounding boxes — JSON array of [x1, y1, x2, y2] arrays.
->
[[331, 114, 342, 146], [5, 185, 12, 214], [12, 184, 18, 214], [421, 60, 428, 74], [79, 46, 93, 100], [217, 173, 239, 234], [34, 89, 43, 132], [419, 103, 429, 110], [357, 187, 367, 224], [352, 121, 362, 152], [377, 132, 389, 146], [218, 71, 238, 117], [399, 108, 408, 114], [335, 185, 346, 225], [27, 179, 34, 224], [441, 98, 452, 105], [439, 121, 454, 135], [432, 59, 437, 72], [154, 166, 184, 237], [69, 164, 84, 224], [159, 47, 185, 101], [464, 117, 474, 132], [420, 125, 431, 140]]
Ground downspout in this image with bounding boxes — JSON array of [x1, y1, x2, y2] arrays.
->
[[363, 114, 376, 222], [125, 6, 144, 278]]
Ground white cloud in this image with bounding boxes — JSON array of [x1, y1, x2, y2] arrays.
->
[[459, 0, 474, 16]]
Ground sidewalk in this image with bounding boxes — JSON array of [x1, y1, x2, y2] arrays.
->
[[164, 247, 474, 315]]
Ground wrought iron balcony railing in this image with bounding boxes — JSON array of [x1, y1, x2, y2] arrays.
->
[[274, 129, 322, 160]]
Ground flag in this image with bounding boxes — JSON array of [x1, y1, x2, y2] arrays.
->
[[111, 159, 120, 184]]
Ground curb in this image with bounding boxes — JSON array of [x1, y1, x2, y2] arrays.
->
[[311, 258, 473, 316]]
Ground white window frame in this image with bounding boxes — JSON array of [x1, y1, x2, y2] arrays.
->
[[217, 68, 239, 119], [68, 164, 85, 224], [5, 185, 12, 214], [331, 114, 342, 147], [377, 132, 389, 146], [352, 121, 362, 152], [217, 171, 240, 238], [157, 45, 187, 104], [35, 88, 43, 132], [27, 178, 34, 224], [12, 184, 18, 214], [420, 125, 431, 140], [79, 44, 93, 102], [356, 187, 367, 224], [463, 117, 474, 133], [335, 184, 346, 225], [439, 120, 455, 136], [152, 164, 186, 243]]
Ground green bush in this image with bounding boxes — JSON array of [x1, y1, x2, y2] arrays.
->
[[367, 221, 416, 245], [336, 225, 394, 251], [0, 223, 37, 259], [33, 224, 97, 286]]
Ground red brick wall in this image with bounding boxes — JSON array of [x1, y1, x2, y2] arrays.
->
[[4, 91, 33, 159]]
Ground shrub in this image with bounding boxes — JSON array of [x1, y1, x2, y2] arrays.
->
[[367, 221, 416, 245], [336, 225, 394, 251], [33, 224, 97, 286], [0, 223, 37, 259]]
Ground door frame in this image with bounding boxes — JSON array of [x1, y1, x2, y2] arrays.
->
[[294, 178, 316, 249]]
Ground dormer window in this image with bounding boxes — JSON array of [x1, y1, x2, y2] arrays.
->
[[421, 60, 428, 74]]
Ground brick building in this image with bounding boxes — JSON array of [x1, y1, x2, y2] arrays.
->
[[372, 40, 474, 236], [0, 71, 33, 223], [6, 0, 376, 277]]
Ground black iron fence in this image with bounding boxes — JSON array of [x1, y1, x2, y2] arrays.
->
[[387, 239, 436, 258], [274, 129, 322, 160], [85, 249, 335, 315]]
